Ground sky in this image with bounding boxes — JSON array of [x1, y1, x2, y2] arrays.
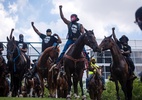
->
[[0, 0, 142, 43]]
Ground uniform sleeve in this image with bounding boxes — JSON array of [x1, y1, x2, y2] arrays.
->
[[23, 42, 28, 49]]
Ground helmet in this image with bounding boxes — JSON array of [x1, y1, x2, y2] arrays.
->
[[19, 34, 24, 42], [135, 6, 142, 30], [70, 14, 79, 22], [91, 58, 96, 63], [46, 29, 52, 36]]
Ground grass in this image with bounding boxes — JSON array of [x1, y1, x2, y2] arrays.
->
[[0, 97, 65, 100]]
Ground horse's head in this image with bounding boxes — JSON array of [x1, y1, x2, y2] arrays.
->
[[99, 34, 114, 51], [7, 36, 17, 62], [50, 46, 60, 62], [84, 29, 100, 52]]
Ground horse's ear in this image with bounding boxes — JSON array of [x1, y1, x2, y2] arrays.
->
[[104, 36, 106, 38], [7, 36, 9, 41]]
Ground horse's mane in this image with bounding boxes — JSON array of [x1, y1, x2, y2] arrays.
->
[[38, 46, 60, 66]]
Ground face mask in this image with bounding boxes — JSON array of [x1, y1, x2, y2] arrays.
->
[[19, 37, 23, 42], [71, 16, 77, 22]]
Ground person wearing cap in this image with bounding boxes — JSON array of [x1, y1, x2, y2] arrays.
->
[[86, 58, 106, 91], [56, 5, 89, 63], [112, 28, 137, 80], [16, 34, 28, 53], [135, 6, 142, 30], [31, 22, 62, 52]]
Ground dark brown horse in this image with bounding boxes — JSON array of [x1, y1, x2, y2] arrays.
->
[[0, 55, 9, 96], [99, 34, 134, 100], [88, 67, 103, 100], [7, 29, 29, 97], [56, 66, 68, 98], [37, 46, 60, 97], [61, 30, 100, 100]]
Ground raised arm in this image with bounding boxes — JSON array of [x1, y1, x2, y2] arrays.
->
[[59, 5, 70, 25], [31, 22, 42, 35], [112, 27, 118, 42]]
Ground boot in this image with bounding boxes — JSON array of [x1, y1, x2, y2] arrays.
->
[[109, 75, 114, 81], [129, 73, 137, 80], [102, 85, 106, 90]]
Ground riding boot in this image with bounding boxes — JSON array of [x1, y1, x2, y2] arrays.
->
[[129, 72, 137, 80], [109, 74, 114, 81]]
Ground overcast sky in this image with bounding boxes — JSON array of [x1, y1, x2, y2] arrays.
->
[[0, 0, 142, 42]]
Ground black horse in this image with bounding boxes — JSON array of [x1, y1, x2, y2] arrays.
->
[[61, 29, 100, 100], [7, 29, 29, 97]]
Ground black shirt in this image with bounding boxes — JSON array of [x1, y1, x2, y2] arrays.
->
[[16, 41, 28, 53], [40, 34, 58, 52], [122, 44, 131, 57]]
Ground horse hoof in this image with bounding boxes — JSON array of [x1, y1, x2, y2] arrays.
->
[[66, 94, 71, 100], [82, 95, 86, 100]]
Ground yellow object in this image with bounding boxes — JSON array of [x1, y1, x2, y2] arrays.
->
[[89, 61, 99, 75]]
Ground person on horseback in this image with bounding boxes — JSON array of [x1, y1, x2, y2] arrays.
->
[[135, 6, 142, 30], [56, 5, 89, 64], [31, 22, 62, 53], [112, 28, 137, 80], [28, 22, 62, 82], [86, 58, 106, 91], [15, 34, 30, 70]]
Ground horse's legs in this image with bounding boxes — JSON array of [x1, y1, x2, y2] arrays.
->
[[115, 81, 120, 100], [126, 80, 133, 100]]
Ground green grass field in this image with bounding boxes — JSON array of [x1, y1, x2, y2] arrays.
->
[[0, 97, 66, 100]]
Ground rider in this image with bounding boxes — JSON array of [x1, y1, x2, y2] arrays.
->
[[16, 34, 30, 69], [28, 22, 62, 81], [112, 28, 137, 80], [31, 22, 62, 53], [86, 58, 106, 91], [56, 5, 89, 64], [135, 6, 142, 30]]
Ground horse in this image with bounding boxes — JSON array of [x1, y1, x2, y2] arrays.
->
[[0, 55, 9, 96], [88, 66, 103, 100], [99, 34, 134, 100], [37, 46, 60, 97], [56, 68, 68, 98], [7, 29, 29, 97], [61, 29, 100, 100]]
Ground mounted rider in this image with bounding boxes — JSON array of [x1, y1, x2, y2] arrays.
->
[[111, 28, 137, 80], [86, 58, 106, 91], [56, 5, 89, 64], [25, 22, 62, 85]]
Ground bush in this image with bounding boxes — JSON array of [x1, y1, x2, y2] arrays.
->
[[101, 79, 142, 100]]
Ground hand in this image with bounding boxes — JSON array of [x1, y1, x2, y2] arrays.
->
[[59, 5, 62, 9], [31, 22, 34, 26], [53, 33, 58, 36], [112, 27, 115, 30]]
